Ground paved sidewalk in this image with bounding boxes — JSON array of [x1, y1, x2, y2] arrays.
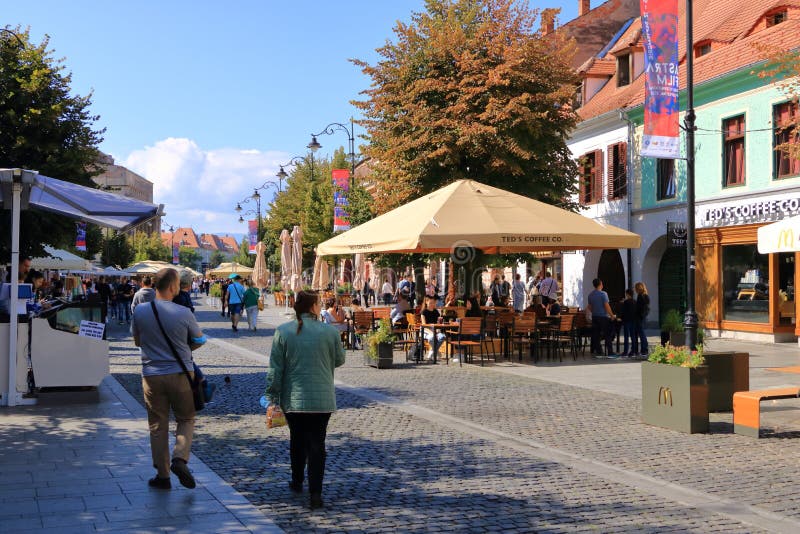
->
[[0, 364, 282, 533]]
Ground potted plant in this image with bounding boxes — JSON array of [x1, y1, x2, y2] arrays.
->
[[364, 318, 395, 369], [661, 309, 685, 347], [641, 344, 708, 433]]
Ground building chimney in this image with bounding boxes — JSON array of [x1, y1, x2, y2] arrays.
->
[[579, 0, 591, 17], [541, 9, 556, 35]]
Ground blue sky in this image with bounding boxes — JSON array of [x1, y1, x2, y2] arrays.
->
[[4, 0, 577, 235]]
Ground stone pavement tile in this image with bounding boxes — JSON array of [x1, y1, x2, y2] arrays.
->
[[1, 517, 43, 531], [104, 504, 175, 523], [82, 493, 132, 511], [41, 511, 108, 529], [37, 495, 86, 514], [0, 487, 36, 500], [0, 497, 39, 517], [94, 514, 193, 532]]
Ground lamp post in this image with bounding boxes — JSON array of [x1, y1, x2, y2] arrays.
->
[[309, 119, 356, 186], [161, 223, 178, 264], [683, 0, 698, 348], [275, 155, 308, 191], [235, 191, 262, 242]]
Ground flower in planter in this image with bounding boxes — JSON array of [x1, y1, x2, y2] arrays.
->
[[364, 318, 395, 360], [648, 343, 704, 368]]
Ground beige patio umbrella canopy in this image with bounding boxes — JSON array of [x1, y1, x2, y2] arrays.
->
[[251, 241, 269, 288], [312, 255, 331, 290], [280, 229, 292, 291], [316, 180, 641, 256], [207, 262, 254, 277], [290, 225, 303, 293]]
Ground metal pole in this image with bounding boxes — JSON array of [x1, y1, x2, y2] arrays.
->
[[683, 0, 698, 348], [7, 181, 21, 406], [349, 118, 356, 188]]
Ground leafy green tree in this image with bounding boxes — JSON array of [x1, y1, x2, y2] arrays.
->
[[0, 28, 105, 261], [352, 0, 579, 211], [101, 231, 134, 267], [131, 232, 170, 262], [234, 237, 255, 267], [209, 250, 225, 268], [344, 183, 375, 228], [178, 246, 201, 270]]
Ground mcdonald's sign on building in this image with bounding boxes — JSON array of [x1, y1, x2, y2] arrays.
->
[[758, 216, 800, 254]]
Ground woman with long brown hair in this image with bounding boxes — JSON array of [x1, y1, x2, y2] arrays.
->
[[633, 281, 650, 358], [265, 291, 346, 510]]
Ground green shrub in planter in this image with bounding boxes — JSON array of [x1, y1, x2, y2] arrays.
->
[[209, 284, 222, 298], [364, 318, 395, 369], [662, 309, 685, 346]]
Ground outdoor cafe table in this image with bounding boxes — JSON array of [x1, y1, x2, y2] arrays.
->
[[418, 321, 460, 364]]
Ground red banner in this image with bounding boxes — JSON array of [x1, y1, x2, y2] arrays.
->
[[172, 243, 179, 265], [248, 219, 258, 254], [332, 169, 350, 232], [640, 0, 680, 158]]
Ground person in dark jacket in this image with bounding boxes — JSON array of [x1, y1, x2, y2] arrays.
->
[[633, 281, 651, 357], [266, 291, 345, 510], [620, 289, 637, 356], [172, 277, 195, 313]]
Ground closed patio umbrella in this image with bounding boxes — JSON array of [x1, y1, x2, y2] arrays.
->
[[279, 229, 292, 292], [252, 241, 269, 289], [290, 225, 303, 294], [352, 253, 364, 292], [316, 179, 641, 256]]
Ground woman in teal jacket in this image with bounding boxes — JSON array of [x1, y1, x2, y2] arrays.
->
[[266, 290, 346, 510]]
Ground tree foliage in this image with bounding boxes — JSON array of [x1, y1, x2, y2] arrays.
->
[[209, 249, 225, 268], [0, 28, 105, 261], [234, 237, 255, 268], [131, 232, 170, 263], [101, 231, 134, 268], [755, 44, 800, 160], [352, 0, 579, 211], [179, 246, 201, 270]]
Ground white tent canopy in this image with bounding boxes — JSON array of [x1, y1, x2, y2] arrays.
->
[[31, 246, 92, 271], [1, 168, 162, 407]]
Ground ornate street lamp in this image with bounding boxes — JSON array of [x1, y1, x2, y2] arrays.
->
[[309, 119, 356, 186]]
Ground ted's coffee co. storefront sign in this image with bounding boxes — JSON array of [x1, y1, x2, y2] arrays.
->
[[701, 195, 800, 228]]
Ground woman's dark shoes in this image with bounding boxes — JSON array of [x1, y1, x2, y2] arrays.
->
[[288, 481, 303, 493], [148, 476, 171, 490], [309, 493, 324, 510], [170, 459, 196, 489]]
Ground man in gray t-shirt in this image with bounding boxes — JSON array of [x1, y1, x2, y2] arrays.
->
[[132, 268, 205, 491]]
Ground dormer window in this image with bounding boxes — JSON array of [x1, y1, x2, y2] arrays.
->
[[695, 42, 711, 57], [617, 53, 631, 87], [767, 10, 787, 27]]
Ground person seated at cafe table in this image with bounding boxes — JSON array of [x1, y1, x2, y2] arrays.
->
[[320, 298, 348, 333], [464, 291, 483, 318], [390, 287, 411, 325], [420, 296, 446, 361], [350, 297, 364, 313], [547, 299, 561, 317]]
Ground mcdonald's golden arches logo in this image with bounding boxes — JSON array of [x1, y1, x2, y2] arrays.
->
[[777, 229, 795, 251], [658, 386, 673, 407]]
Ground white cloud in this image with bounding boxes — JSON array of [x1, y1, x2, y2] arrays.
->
[[123, 138, 289, 235]]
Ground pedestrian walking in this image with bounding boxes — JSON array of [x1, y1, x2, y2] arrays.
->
[[220, 279, 229, 317], [132, 268, 206, 490], [131, 276, 156, 313], [117, 276, 135, 324], [381, 278, 393, 305], [227, 275, 245, 332], [538, 271, 558, 306], [172, 276, 195, 313], [634, 281, 651, 357], [266, 291, 346, 510], [242, 279, 260, 331], [511, 273, 526, 313]]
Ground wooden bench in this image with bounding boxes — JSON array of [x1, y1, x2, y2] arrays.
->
[[733, 387, 800, 438]]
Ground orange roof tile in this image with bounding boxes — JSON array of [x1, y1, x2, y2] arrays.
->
[[607, 20, 642, 55], [578, 2, 800, 121], [219, 236, 239, 252], [581, 57, 617, 76]]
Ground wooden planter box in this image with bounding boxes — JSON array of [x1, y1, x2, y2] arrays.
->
[[705, 351, 749, 412], [365, 342, 393, 369], [641, 361, 709, 434]]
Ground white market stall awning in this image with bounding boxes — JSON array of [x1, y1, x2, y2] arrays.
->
[[31, 246, 92, 271], [1, 168, 163, 407]]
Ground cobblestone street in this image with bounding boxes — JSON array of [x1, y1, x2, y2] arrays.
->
[[106, 298, 800, 533]]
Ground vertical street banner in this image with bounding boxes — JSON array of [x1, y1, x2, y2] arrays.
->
[[640, 0, 680, 158], [332, 169, 351, 233], [75, 222, 87, 251], [172, 243, 179, 265], [248, 219, 258, 254]]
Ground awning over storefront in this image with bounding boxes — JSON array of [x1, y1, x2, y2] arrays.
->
[[757, 215, 800, 253]]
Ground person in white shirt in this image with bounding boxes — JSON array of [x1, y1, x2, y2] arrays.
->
[[538, 271, 559, 306], [381, 278, 393, 305]]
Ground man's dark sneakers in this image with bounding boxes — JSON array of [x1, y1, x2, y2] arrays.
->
[[170, 459, 196, 489], [148, 476, 171, 490], [288, 481, 302, 493], [309, 493, 324, 510]]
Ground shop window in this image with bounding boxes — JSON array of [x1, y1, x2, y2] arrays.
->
[[607, 142, 627, 200], [723, 115, 746, 187], [722, 245, 769, 324], [657, 158, 676, 200], [773, 101, 800, 179], [617, 53, 631, 87], [778, 253, 795, 325], [579, 150, 603, 206]]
